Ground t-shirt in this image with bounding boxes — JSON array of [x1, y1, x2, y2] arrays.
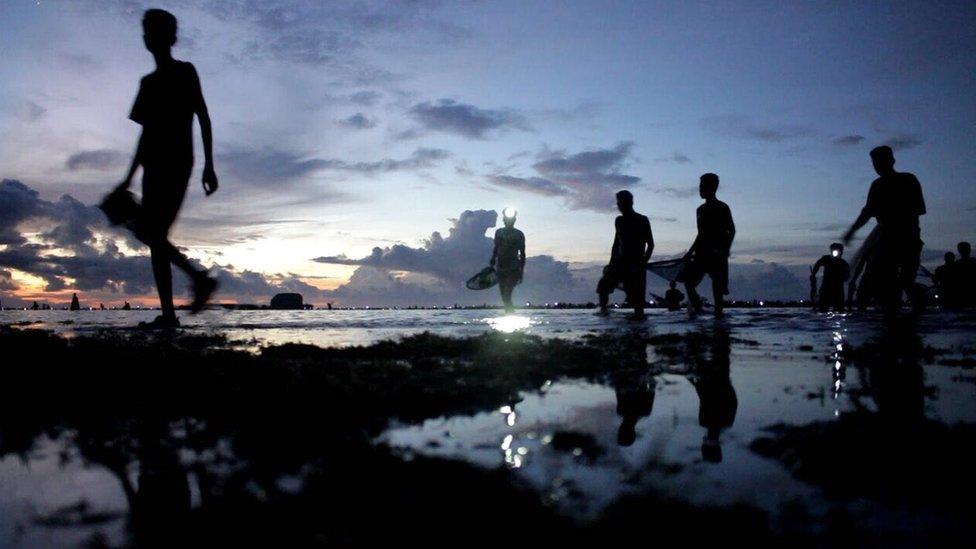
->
[[814, 255, 850, 286], [863, 172, 926, 237], [696, 200, 735, 256], [493, 227, 525, 272], [612, 212, 653, 266], [130, 61, 203, 168]]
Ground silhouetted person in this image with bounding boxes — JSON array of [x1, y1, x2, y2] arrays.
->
[[933, 252, 957, 308], [70, 293, 81, 311], [664, 281, 684, 311], [489, 208, 526, 313], [811, 243, 850, 312], [688, 327, 736, 463], [123, 301, 132, 310], [30, 301, 39, 311], [684, 173, 735, 317], [597, 190, 654, 320], [955, 242, 976, 308], [842, 146, 925, 312], [115, 9, 219, 329]]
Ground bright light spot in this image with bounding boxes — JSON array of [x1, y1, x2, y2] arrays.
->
[[501, 435, 513, 450], [836, 344, 843, 351], [832, 250, 840, 257], [506, 412, 516, 426], [499, 405, 512, 414], [517, 447, 528, 455], [487, 315, 531, 333], [759, 300, 765, 306], [502, 207, 517, 219]]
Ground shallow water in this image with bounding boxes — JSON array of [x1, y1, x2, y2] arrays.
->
[[2, 309, 975, 545]]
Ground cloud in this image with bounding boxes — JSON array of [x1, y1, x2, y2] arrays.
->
[[408, 99, 529, 139], [833, 135, 865, 146], [655, 152, 692, 164], [338, 113, 376, 129], [349, 90, 381, 106], [65, 149, 126, 171], [313, 209, 593, 306], [702, 115, 815, 142], [881, 135, 923, 151], [0, 179, 334, 305], [486, 143, 641, 212], [654, 186, 698, 199], [218, 146, 451, 184], [22, 100, 46, 122]]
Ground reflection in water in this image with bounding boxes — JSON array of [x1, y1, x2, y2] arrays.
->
[[686, 326, 737, 462], [612, 340, 655, 447], [486, 314, 533, 333]]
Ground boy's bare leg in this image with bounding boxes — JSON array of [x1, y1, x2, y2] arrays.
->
[[686, 282, 702, 316], [151, 245, 176, 321]]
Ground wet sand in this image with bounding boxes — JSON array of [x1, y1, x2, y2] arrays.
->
[[1, 311, 974, 546]]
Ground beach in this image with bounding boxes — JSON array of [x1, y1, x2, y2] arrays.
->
[[1, 309, 975, 546]]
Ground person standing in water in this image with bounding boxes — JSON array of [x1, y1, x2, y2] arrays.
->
[[597, 191, 654, 320], [683, 173, 735, 317], [489, 208, 526, 313], [842, 146, 925, 312], [115, 9, 219, 329], [810, 243, 850, 312], [664, 281, 684, 311]]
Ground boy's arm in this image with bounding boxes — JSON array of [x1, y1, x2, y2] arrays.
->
[[644, 221, 654, 263], [489, 232, 499, 267], [518, 234, 526, 267], [725, 208, 736, 253], [117, 132, 145, 191], [192, 66, 218, 195]]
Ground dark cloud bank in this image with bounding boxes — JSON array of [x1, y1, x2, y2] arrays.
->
[[4, 179, 817, 307]]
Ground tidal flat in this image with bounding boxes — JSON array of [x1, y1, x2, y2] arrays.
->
[[1, 312, 974, 547]]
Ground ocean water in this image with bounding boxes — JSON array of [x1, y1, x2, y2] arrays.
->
[[2, 308, 975, 545]]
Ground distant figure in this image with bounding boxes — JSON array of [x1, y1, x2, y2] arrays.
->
[[933, 252, 956, 308], [327, 302, 333, 311], [70, 293, 81, 311], [664, 281, 684, 311], [683, 173, 735, 317], [955, 242, 976, 308], [99, 303, 106, 310], [115, 9, 219, 329], [810, 243, 850, 312], [489, 208, 526, 313], [842, 146, 925, 312], [597, 191, 654, 320], [31, 301, 40, 311], [122, 301, 132, 310]]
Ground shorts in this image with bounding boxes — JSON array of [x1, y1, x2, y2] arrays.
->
[[597, 264, 646, 304], [137, 163, 192, 242], [497, 268, 522, 287], [683, 254, 729, 295]]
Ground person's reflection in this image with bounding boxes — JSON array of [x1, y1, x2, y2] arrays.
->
[[857, 318, 925, 423], [76, 419, 193, 545], [612, 334, 655, 447], [688, 326, 737, 462]]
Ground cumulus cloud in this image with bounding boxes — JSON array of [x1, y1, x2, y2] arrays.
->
[[702, 115, 815, 142], [313, 209, 594, 306], [486, 143, 640, 212], [338, 113, 376, 129], [408, 99, 529, 139], [0, 179, 328, 305], [65, 149, 126, 171]]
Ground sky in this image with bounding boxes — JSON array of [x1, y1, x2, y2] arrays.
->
[[1, 0, 974, 307]]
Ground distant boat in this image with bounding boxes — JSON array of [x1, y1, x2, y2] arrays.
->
[[70, 293, 81, 311], [270, 293, 304, 310]]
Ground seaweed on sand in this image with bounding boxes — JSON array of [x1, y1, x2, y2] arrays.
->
[[0, 326, 776, 546]]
